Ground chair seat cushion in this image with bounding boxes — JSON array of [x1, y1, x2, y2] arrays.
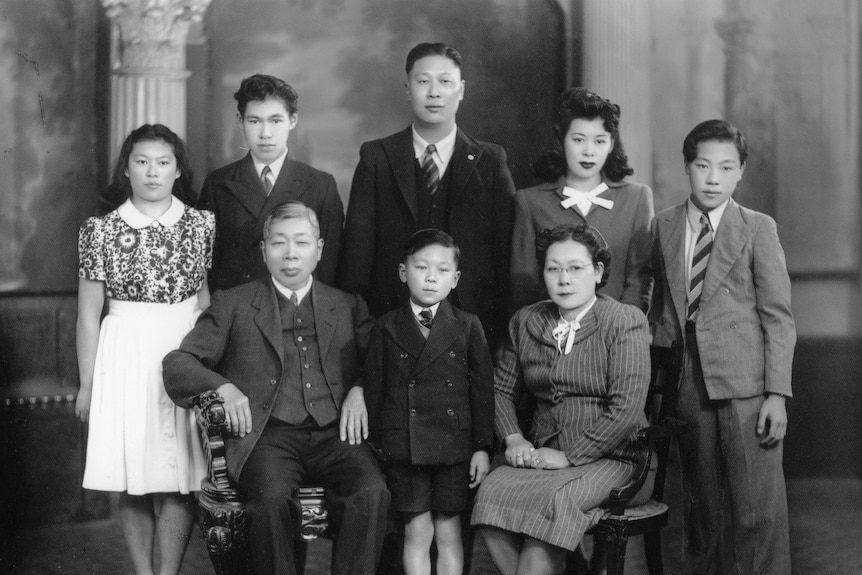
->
[[607, 499, 668, 520]]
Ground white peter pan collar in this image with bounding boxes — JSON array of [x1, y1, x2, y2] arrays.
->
[[117, 197, 185, 229]]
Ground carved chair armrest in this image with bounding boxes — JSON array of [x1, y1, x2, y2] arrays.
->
[[193, 390, 232, 491], [606, 418, 688, 515]]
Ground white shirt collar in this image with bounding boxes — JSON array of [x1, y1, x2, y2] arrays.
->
[[252, 149, 288, 183], [686, 198, 730, 233], [412, 124, 457, 167], [410, 300, 441, 319], [271, 274, 313, 304], [117, 197, 185, 229]]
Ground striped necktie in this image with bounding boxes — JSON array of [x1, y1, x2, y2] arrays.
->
[[421, 144, 439, 196], [261, 165, 273, 196], [687, 211, 713, 319]]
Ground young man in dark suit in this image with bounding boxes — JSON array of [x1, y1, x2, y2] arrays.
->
[[338, 43, 516, 348], [163, 202, 389, 575], [649, 120, 796, 574], [200, 74, 343, 291]]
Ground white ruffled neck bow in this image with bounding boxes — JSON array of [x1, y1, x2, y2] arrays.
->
[[552, 297, 597, 355]]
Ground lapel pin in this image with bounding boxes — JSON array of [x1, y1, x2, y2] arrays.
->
[[467, 154, 475, 161]]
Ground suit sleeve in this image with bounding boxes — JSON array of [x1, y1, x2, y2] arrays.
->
[[468, 315, 496, 454], [487, 146, 517, 342], [564, 307, 650, 467], [508, 189, 541, 316], [162, 290, 234, 407], [752, 217, 796, 397], [493, 314, 527, 441], [620, 184, 655, 313], [349, 293, 375, 388], [362, 321, 386, 436], [338, 142, 377, 298], [315, 173, 344, 286]]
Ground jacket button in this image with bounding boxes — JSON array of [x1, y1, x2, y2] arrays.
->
[[408, 381, 415, 387], [400, 353, 408, 359], [410, 409, 417, 416], [447, 409, 455, 416], [446, 380, 453, 387], [722, 288, 730, 295], [263, 403, 269, 409], [730, 321, 737, 329], [449, 351, 456, 358], [270, 379, 277, 385]]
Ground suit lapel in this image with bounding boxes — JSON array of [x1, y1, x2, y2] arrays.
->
[[225, 154, 268, 218], [253, 279, 284, 368], [384, 127, 419, 222], [412, 300, 465, 375], [447, 130, 482, 210], [700, 200, 748, 309], [384, 304, 428, 361], [659, 205, 689, 327], [266, 157, 309, 209], [311, 283, 337, 365]]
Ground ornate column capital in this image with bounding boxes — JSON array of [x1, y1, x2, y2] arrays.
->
[[102, 0, 211, 72]]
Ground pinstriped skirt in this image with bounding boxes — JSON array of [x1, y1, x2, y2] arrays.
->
[[470, 458, 633, 550]]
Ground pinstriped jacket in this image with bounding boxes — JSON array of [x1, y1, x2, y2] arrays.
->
[[495, 295, 650, 467]]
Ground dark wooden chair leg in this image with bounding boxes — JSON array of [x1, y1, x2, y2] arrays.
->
[[604, 524, 628, 575], [198, 485, 252, 575], [644, 529, 664, 575]]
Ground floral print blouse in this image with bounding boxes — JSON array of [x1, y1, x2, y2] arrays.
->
[[78, 198, 215, 304]]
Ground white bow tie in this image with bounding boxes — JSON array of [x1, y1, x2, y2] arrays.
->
[[552, 319, 581, 355], [550, 297, 597, 355], [560, 183, 614, 215]]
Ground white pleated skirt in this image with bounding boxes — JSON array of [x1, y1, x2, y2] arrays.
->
[[82, 297, 207, 495]]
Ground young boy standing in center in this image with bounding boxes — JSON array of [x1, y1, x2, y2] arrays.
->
[[364, 229, 494, 575], [649, 119, 796, 574]]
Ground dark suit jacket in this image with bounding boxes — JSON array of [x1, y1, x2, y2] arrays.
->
[[199, 153, 343, 291], [649, 200, 796, 399], [337, 127, 515, 346], [364, 300, 494, 466], [162, 278, 373, 483]]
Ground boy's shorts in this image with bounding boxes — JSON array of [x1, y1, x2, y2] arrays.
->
[[387, 461, 471, 515]]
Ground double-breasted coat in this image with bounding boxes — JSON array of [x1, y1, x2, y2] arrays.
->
[[364, 300, 494, 466]]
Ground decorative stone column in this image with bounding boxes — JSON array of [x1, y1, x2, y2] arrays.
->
[[580, 0, 652, 184], [102, 0, 211, 162], [715, 0, 775, 215]]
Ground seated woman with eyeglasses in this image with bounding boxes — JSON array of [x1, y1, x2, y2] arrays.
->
[[471, 223, 650, 575]]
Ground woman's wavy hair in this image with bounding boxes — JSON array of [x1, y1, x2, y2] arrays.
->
[[101, 124, 195, 213], [535, 223, 611, 289], [532, 87, 634, 184]]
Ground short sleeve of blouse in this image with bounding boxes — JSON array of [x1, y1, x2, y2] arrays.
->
[[78, 216, 106, 281]]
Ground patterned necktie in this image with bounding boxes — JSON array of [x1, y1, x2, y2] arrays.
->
[[290, 292, 298, 306], [421, 144, 439, 196], [687, 211, 713, 319], [418, 308, 433, 329], [261, 165, 273, 196]]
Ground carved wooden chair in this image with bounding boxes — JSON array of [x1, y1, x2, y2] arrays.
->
[[582, 344, 685, 575], [193, 390, 331, 575]]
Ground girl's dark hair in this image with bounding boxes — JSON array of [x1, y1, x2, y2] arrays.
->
[[532, 87, 634, 183], [101, 124, 195, 213], [535, 223, 611, 288]]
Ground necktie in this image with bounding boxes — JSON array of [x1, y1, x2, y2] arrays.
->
[[560, 183, 614, 215], [421, 144, 439, 196], [290, 292, 298, 306], [687, 212, 713, 319], [261, 165, 273, 196], [418, 308, 433, 329]]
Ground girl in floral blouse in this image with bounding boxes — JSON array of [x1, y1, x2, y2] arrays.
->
[[75, 124, 214, 575]]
